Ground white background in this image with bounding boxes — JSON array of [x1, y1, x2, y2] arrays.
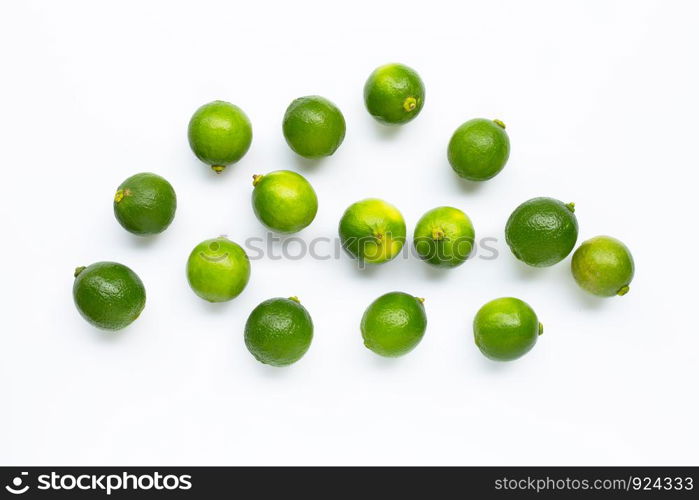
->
[[1, 0, 698, 466]]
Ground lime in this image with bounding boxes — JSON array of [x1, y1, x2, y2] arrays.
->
[[244, 297, 313, 367], [251, 170, 318, 233], [571, 236, 635, 297], [363, 63, 425, 125], [339, 198, 406, 264], [187, 100, 252, 173], [448, 118, 510, 181], [73, 262, 146, 331], [186, 237, 250, 302], [113, 172, 176, 235], [282, 96, 346, 158], [413, 206, 475, 268], [361, 292, 427, 357], [473, 297, 543, 361], [505, 197, 578, 267]]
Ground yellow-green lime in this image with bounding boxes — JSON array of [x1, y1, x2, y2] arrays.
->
[[448, 118, 510, 181], [361, 292, 427, 357], [186, 237, 250, 302], [188, 100, 252, 173], [244, 297, 313, 367], [251, 170, 318, 233], [473, 297, 543, 361], [413, 206, 475, 268], [571, 236, 635, 297], [363, 63, 425, 125], [73, 262, 146, 331], [282, 96, 346, 158], [113, 172, 176, 235], [339, 198, 406, 264], [505, 197, 578, 267]]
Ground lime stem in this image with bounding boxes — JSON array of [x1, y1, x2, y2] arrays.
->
[[416, 297, 425, 304], [403, 97, 417, 112], [432, 228, 445, 241], [252, 174, 263, 187], [494, 119, 506, 129], [374, 232, 383, 244], [212, 165, 226, 174], [288, 296, 301, 303], [565, 202, 576, 212], [617, 285, 630, 296], [114, 189, 126, 203], [74, 266, 86, 278], [538, 322, 544, 335]]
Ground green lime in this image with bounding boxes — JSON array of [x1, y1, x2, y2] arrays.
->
[[187, 100, 252, 173], [244, 297, 313, 367], [363, 63, 425, 125], [361, 292, 427, 357], [339, 198, 406, 264], [473, 297, 543, 361], [448, 118, 510, 181], [73, 262, 146, 331], [282, 96, 346, 158], [571, 236, 635, 297], [505, 197, 578, 267], [186, 237, 250, 302], [251, 170, 318, 233], [113, 172, 176, 235], [413, 206, 475, 268]]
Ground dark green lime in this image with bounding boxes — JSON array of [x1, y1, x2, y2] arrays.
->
[[187, 100, 252, 173], [113, 172, 176, 235], [282, 96, 346, 158], [361, 292, 427, 357], [473, 297, 542, 361], [448, 118, 510, 181], [413, 206, 475, 268], [505, 197, 578, 267], [571, 236, 635, 297], [73, 262, 146, 331], [244, 297, 314, 367], [251, 170, 318, 233], [363, 63, 425, 125]]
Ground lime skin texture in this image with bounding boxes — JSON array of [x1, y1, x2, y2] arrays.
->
[[361, 292, 427, 357], [413, 206, 476, 268], [244, 297, 314, 367], [187, 100, 252, 173], [571, 236, 635, 297], [186, 237, 251, 303], [73, 262, 146, 331], [282, 96, 346, 158], [113, 172, 176, 235], [363, 63, 425, 125], [448, 118, 510, 181], [473, 297, 543, 361], [505, 197, 579, 267], [251, 170, 318, 234], [339, 198, 407, 264]]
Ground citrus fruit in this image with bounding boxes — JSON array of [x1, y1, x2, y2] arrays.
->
[[473, 297, 543, 361], [186, 237, 250, 302], [448, 118, 510, 181], [363, 63, 425, 125], [505, 197, 578, 267], [413, 206, 475, 268], [571, 236, 635, 297], [73, 262, 146, 331], [187, 100, 252, 173], [244, 297, 313, 367], [251, 170, 318, 233], [338, 198, 406, 264], [361, 292, 427, 357], [113, 172, 176, 235], [282, 96, 346, 158]]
